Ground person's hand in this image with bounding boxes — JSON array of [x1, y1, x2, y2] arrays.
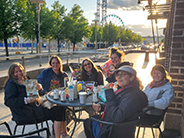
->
[[29, 97, 36, 103], [37, 83, 42, 91], [72, 72, 76, 77], [92, 103, 101, 112], [104, 83, 114, 90]]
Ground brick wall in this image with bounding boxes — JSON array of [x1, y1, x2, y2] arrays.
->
[[165, 0, 184, 136]]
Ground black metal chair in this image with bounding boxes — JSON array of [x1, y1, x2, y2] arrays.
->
[[89, 117, 138, 138], [0, 121, 49, 138], [13, 120, 50, 136], [136, 107, 168, 138]]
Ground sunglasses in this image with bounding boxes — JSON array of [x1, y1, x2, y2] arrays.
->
[[116, 72, 129, 78], [83, 63, 91, 67]]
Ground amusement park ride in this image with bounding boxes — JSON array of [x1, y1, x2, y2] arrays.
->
[[95, 0, 125, 28]]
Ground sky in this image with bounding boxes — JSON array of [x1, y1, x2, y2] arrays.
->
[[45, 0, 168, 36]]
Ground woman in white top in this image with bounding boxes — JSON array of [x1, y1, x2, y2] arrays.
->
[[139, 64, 175, 126], [144, 64, 174, 110]]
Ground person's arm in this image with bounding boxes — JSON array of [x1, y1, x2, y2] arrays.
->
[[4, 81, 25, 108], [106, 73, 116, 83], [104, 88, 145, 123], [97, 71, 104, 85], [37, 69, 48, 94], [151, 85, 174, 110], [4, 81, 36, 108]]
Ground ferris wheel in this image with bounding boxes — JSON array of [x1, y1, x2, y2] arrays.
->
[[100, 14, 125, 28]]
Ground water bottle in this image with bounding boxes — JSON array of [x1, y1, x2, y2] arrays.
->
[[73, 77, 78, 99], [93, 86, 98, 103], [68, 83, 74, 101]]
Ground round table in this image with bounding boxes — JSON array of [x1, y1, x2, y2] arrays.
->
[[46, 92, 103, 138]]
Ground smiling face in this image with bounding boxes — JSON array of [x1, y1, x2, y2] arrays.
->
[[115, 71, 134, 88], [151, 69, 164, 82], [111, 53, 121, 67], [51, 58, 61, 73], [14, 66, 24, 81], [83, 60, 92, 73]]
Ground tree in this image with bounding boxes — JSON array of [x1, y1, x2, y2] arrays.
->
[[66, 4, 90, 51], [89, 25, 102, 44], [0, 0, 27, 57], [40, 6, 55, 52], [51, 1, 67, 52], [102, 22, 119, 46], [20, 1, 37, 53]]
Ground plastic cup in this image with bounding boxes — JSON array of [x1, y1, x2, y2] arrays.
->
[[29, 92, 33, 97], [79, 92, 87, 104]]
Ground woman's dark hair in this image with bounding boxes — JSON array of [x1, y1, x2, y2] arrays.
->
[[151, 64, 171, 82], [109, 47, 125, 62], [8, 62, 27, 84], [49, 55, 63, 71], [81, 58, 101, 81], [130, 76, 143, 90]]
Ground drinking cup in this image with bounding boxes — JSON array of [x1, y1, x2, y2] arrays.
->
[[53, 90, 59, 99], [29, 92, 33, 97], [79, 92, 87, 104]]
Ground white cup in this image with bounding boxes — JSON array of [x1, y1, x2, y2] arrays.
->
[[79, 92, 87, 104], [53, 90, 59, 99]]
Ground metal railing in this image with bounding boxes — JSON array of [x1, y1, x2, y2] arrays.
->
[[0, 51, 106, 70]]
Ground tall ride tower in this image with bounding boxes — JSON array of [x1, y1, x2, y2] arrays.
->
[[95, 0, 100, 20], [102, 0, 107, 26]]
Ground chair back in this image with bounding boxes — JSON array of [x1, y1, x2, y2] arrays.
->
[[90, 117, 138, 138], [137, 107, 168, 127], [109, 120, 138, 138]]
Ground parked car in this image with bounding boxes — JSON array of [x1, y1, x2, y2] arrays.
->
[[108, 44, 119, 49]]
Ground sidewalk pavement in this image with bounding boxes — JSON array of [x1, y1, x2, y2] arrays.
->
[[0, 52, 163, 138]]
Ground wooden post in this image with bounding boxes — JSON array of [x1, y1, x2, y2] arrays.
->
[[67, 53, 68, 66], [78, 54, 80, 64], [144, 51, 149, 62], [22, 56, 25, 70]]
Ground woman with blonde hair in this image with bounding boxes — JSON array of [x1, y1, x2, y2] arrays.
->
[[4, 62, 66, 138]]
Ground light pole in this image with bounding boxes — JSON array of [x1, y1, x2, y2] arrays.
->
[[30, 0, 45, 66], [119, 28, 122, 47], [92, 19, 99, 54]]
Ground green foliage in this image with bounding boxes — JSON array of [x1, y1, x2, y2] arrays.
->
[[102, 22, 119, 46], [160, 37, 164, 43], [89, 25, 102, 43], [0, 0, 26, 40], [64, 4, 90, 51], [0, 0, 143, 55], [20, 1, 37, 41], [0, 0, 27, 56]]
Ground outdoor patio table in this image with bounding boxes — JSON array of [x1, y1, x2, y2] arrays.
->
[[46, 92, 103, 138]]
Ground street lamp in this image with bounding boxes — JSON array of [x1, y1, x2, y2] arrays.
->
[[92, 19, 99, 54], [30, 0, 45, 66]]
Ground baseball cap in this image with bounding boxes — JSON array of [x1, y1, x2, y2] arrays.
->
[[114, 66, 136, 76]]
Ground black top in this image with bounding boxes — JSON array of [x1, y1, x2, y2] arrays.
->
[[106, 61, 131, 83]]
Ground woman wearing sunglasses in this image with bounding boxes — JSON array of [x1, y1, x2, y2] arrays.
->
[[73, 58, 104, 85], [83, 66, 148, 138]]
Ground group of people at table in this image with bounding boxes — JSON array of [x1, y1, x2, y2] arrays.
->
[[4, 47, 174, 138]]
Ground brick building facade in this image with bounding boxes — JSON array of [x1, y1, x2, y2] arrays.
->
[[164, 0, 184, 136]]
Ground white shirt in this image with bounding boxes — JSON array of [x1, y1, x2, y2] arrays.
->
[[143, 81, 174, 110]]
